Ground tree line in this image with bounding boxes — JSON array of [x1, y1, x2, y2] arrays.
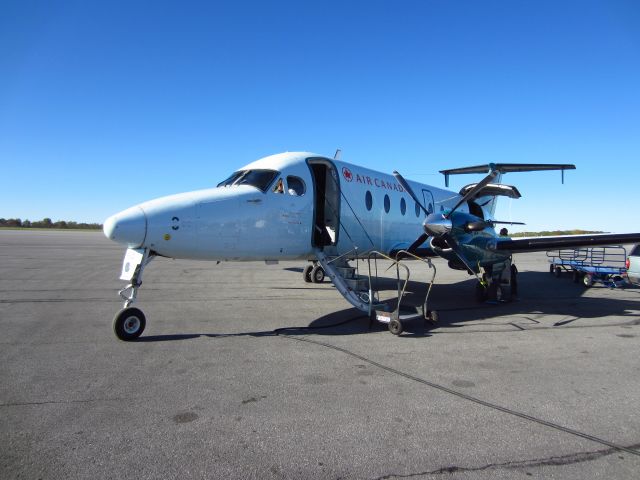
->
[[0, 218, 102, 230]]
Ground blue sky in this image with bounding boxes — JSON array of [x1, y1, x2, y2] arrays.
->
[[1, 0, 639, 232]]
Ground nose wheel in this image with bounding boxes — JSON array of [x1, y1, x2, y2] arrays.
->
[[113, 307, 146, 341]]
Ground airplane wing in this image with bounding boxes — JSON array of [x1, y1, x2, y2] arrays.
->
[[495, 233, 640, 253]]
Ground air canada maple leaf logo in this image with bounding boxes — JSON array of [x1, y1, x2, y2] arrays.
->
[[342, 167, 353, 182]]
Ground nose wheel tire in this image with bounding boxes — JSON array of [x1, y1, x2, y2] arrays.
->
[[113, 307, 146, 341]]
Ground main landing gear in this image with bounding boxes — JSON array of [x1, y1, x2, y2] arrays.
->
[[303, 262, 325, 284], [112, 248, 155, 341], [474, 259, 518, 304]]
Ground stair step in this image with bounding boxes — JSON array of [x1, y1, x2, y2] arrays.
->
[[335, 266, 356, 279], [346, 276, 369, 291]]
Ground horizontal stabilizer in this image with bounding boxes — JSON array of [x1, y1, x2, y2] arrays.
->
[[459, 183, 522, 200], [441, 163, 575, 187], [496, 233, 640, 253]]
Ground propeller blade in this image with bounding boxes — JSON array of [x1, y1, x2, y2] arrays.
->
[[466, 219, 526, 231], [491, 220, 526, 225], [393, 171, 428, 215], [407, 233, 429, 253], [445, 169, 500, 218], [441, 233, 476, 273]]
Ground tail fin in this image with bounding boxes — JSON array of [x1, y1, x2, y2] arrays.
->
[[440, 163, 575, 218]]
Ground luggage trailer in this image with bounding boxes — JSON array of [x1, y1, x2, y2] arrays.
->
[[547, 246, 629, 288]]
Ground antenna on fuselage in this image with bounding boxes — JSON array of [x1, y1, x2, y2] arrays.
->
[[334, 149, 342, 160]]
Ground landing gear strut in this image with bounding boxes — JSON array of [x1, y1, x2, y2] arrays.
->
[[475, 259, 518, 304], [112, 248, 154, 341]]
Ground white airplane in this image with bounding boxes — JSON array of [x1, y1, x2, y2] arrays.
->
[[103, 151, 640, 340]]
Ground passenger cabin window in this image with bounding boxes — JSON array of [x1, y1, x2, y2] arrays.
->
[[415, 202, 421, 217], [365, 191, 373, 210], [216, 169, 278, 193], [384, 195, 390, 213], [286, 176, 305, 196], [400, 198, 406, 216]]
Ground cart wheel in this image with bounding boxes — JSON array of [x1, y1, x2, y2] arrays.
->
[[549, 265, 555, 274], [554, 267, 562, 278], [310, 265, 325, 283], [302, 264, 313, 283], [113, 307, 146, 341], [573, 270, 580, 283], [583, 274, 593, 288], [389, 319, 403, 335], [426, 310, 439, 323]]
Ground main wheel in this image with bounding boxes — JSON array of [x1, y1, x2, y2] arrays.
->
[[310, 265, 325, 283], [389, 318, 403, 335], [302, 264, 313, 283], [486, 283, 503, 303], [113, 307, 146, 341], [475, 282, 486, 302], [583, 274, 593, 288], [510, 264, 518, 298]]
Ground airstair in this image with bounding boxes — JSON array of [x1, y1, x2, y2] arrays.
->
[[314, 247, 438, 335], [314, 247, 377, 312], [312, 168, 437, 334]]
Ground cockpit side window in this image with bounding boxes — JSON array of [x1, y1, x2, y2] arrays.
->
[[286, 176, 305, 196], [216, 169, 278, 193], [217, 171, 243, 188]]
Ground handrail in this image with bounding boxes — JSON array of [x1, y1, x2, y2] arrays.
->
[[365, 250, 411, 317], [395, 249, 437, 317]]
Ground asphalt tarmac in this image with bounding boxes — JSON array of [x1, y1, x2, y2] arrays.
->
[[1, 230, 639, 479]]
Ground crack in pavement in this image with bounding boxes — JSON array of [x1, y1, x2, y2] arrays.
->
[[374, 442, 640, 478]]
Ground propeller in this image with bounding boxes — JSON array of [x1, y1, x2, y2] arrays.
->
[[393, 167, 502, 270]]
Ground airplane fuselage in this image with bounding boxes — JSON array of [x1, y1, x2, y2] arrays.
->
[[104, 152, 508, 267]]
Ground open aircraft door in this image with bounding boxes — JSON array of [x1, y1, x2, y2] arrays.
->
[[307, 158, 341, 249]]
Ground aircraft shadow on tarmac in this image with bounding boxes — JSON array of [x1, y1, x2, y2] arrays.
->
[[137, 272, 640, 341]]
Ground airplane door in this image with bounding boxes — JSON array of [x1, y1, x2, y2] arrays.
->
[[422, 189, 435, 214], [308, 159, 340, 249]]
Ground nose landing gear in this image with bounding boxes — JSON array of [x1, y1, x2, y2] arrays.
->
[[112, 248, 154, 341]]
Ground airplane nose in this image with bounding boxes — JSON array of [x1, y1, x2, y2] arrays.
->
[[103, 206, 147, 247]]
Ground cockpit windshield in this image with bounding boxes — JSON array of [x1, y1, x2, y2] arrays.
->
[[216, 169, 278, 193]]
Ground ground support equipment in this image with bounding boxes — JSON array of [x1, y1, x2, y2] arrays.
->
[[547, 246, 628, 288]]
